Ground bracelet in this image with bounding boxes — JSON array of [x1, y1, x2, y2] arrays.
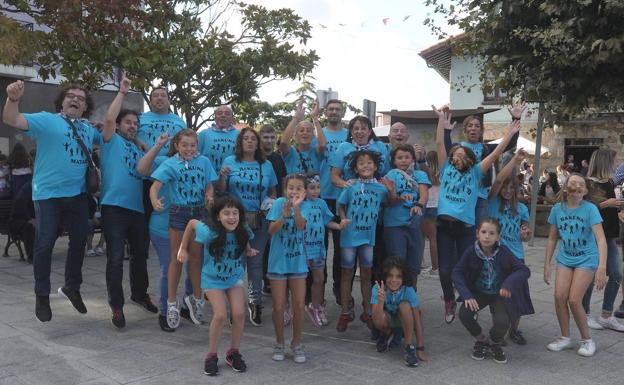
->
[[512, 117, 521, 122], [8, 97, 20, 103], [416, 346, 425, 351]]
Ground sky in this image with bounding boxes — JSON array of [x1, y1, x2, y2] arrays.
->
[[238, 0, 456, 115]]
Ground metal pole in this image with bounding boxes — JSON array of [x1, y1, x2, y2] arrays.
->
[[528, 101, 545, 246]]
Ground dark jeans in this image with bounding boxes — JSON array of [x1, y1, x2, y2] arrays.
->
[[33, 194, 89, 295], [459, 291, 510, 343], [582, 238, 622, 314], [437, 218, 476, 301], [102, 205, 149, 309], [324, 199, 345, 300]]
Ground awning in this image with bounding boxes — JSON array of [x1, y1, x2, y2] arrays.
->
[[489, 135, 551, 156]]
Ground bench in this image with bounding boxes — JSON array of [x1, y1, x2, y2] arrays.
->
[[0, 199, 25, 260]]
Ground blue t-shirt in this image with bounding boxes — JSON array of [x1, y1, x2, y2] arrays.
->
[[548, 201, 603, 269], [487, 195, 529, 259], [198, 128, 239, 172], [329, 141, 390, 184], [371, 284, 420, 313], [282, 146, 322, 175], [149, 156, 171, 238], [316, 128, 348, 199], [383, 169, 431, 227], [221, 156, 277, 212], [23, 112, 101, 200], [195, 221, 254, 290], [338, 181, 388, 248], [437, 160, 482, 225], [137, 111, 186, 156], [301, 198, 335, 260], [266, 197, 307, 274], [151, 155, 217, 206], [461, 141, 489, 199], [100, 133, 145, 213]]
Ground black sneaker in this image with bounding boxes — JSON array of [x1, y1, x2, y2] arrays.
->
[[248, 303, 262, 326], [614, 301, 624, 319], [204, 355, 218, 376], [180, 306, 192, 322], [35, 295, 52, 322], [471, 341, 489, 361], [404, 344, 419, 367], [58, 287, 87, 314], [490, 343, 507, 364], [376, 332, 392, 353], [111, 308, 126, 328], [509, 329, 527, 345], [226, 350, 247, 372], [159, 315, 175, 332], [131, 295, 158, 313]]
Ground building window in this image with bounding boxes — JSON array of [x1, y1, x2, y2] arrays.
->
[[482, 75, 506, 105]]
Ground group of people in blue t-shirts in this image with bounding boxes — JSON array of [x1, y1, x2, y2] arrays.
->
[[4, 76, 623, 377]]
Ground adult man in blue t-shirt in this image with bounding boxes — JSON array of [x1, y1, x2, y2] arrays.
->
[[3, 80, 101, 322], [100, 76, 158, 328], [198, 105, 239, 172]]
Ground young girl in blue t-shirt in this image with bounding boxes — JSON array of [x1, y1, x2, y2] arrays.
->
[[301, 173, 346, 327], [336, 150, 397, 332], [371, 257, 429, 367], [383, 144, 431, 287], [544, 174, 607, 357], [150, 129, 218, 329], [178, 197, 255, 376], [266, 174, 308, 363], [433, 104, 520, 324], [487, 149, 534, 345]]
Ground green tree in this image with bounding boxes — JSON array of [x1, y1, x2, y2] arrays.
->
[[425, 0, 624, 120], [0, 0, 318, 129]]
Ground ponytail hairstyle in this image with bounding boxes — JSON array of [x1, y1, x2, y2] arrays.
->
[[208, 196, 249, 263]]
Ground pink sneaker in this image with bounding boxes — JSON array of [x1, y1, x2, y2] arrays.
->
[[305, 304, 322, 328], [318, 304, 329, 326]]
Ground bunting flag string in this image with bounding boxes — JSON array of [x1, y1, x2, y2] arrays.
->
[[313, 15, 416, 30]]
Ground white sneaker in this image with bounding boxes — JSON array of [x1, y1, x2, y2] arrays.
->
[[596, 315, 624, 332], [577, 339, 596, 357], [272, 345, 285, 361], [587, 315, 604, 330], [547, 336, 574, 351]]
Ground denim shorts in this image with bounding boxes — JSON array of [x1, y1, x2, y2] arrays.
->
[[266, 272, 308, 280], [424, 207, 437, 219], [169, 205, 205, 231], [557, 262, 597, 273], [341, 245, 374, 269], [308, 257, 326, 270]]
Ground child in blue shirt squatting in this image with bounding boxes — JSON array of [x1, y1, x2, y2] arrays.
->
[[371, 257, 429, 367], [488, 148, 534, 345], [336, 150, 397, 332], [433, 104, 521, 325], [150, 129, 218, 330], [452, 218, 531, 364], [178, 197, 256, 377], [301, 173, 347, 327], [383, 144, 431, 288], [544, 174, 607, 357], [266, 174, 308, 363]]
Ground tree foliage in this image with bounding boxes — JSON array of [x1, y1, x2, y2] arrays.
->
[[424, 0, 624, 120], [0, 0, 318, 129]]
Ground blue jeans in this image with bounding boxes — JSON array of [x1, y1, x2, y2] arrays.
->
[[582, 238, 623, 314], [33, 194, 89, 295], [384, 215, 424, 274], [475, 197, 488, 227], [150, 232, 192, 315], [436, 218, 476, 301], [101, 205, 149, 309], [245, 217, 270, 305]]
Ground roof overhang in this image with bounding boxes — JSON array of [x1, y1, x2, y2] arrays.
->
[[379, 108, 499, 125], [418, 34, 466, 83]]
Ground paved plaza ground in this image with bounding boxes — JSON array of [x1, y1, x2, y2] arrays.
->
[[0, 235, 622, 385]]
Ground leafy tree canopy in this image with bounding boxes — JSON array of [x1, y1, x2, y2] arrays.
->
[[425, 0, 624, 120], [0, 0, 319, 129]]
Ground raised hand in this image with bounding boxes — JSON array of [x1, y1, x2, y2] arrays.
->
[[431, 104, 448, 119], [514, 148, 528, 162], [155, 133, 169, 148], [6, 80, 25, 101], [413, 143, 425, 161], [310, 99, 320, 119], [508, 101, 527, 119], [220, 165, 231, 177], [520, 223, 531, 241], [292, 193, 305, 207], [294, 97, 305, 121], [508, 119, 522, 135], [119, 75, 131, 94], [376, 280, 385, 302]]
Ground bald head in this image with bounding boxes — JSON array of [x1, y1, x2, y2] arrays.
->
[[215, 105, 234, 129], [389, 122, 409, 148]]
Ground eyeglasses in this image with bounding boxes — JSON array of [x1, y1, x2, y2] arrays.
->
[[216, 111, 232, 116], [66, 93, 86, 102]]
